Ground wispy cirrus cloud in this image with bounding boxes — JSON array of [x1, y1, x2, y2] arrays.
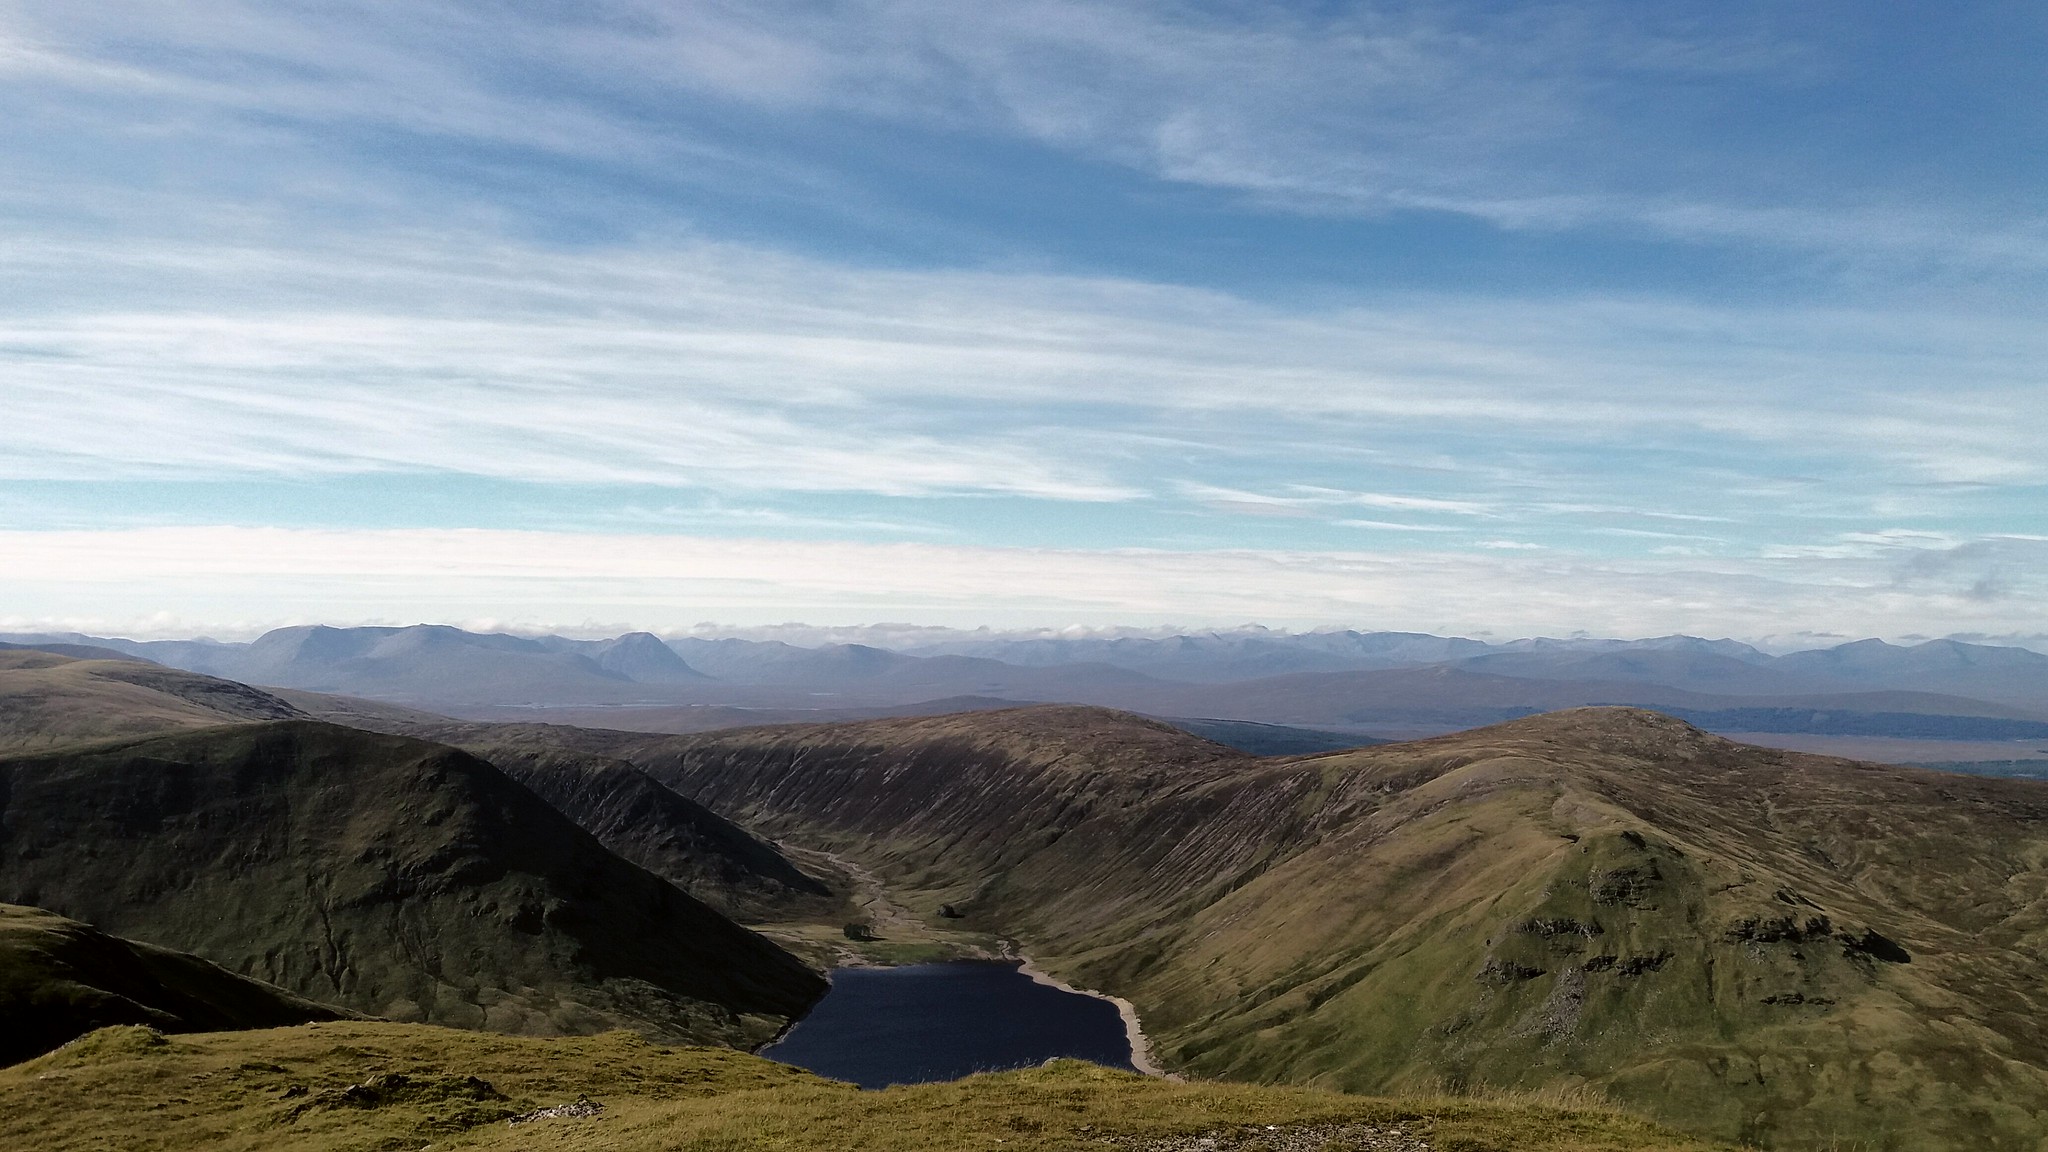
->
[[2, 232, 2043, 530], [6, 1, 2041, 268], [1, 2, 2043, 637]]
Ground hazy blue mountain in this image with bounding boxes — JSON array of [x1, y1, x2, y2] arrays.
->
[[1081, 665, 2048, 736], [1433, 637, 2046, 713], [540, 631, 710, 683], [1772, 639, 2048, 709], [1486, 634, 1775, 662], [662, 639, 1163, 700], [8, 626, 2044, 725], [896, 629, 1492, 681], [0, 632, 238, 670], [1447, 647, 1817, 696], [7, 628, 712, 707], [666, 639, 919, 686], [228, 625, 657, 704], [0, 639, 150, 664]]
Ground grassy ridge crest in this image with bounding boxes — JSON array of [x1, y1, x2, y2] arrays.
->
[[2, 1020, 1732, 1152]]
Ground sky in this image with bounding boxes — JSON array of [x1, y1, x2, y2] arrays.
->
[[2, 1, 2045, 646]]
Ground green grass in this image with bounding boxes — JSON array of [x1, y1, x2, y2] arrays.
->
[[1, 1021, 1733, 1152], [0, 721, 824, 1048], [843, 939, 973, 965], [0, 904, 347, 1064], [596, 706, 2048, 1150], [0, 650, 302, 753]]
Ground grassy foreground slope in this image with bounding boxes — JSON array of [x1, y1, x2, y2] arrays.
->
[[1, 1021, 1729, 1152], [0, 904, 349, 1065], [616, 706, 2048, 1150], [0, 720, 825, 1047]]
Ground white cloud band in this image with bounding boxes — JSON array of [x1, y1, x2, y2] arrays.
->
[[3, 526, 2040, 643]]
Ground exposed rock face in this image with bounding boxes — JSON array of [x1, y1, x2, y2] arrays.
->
[[0, 721, 825, 1048], [589, 704, 2048, 1152]]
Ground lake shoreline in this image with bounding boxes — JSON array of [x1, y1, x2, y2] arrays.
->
[[1010, 955, 1172, 1078]]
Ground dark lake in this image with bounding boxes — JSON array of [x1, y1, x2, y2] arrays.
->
[[761, 960, 1138, 1088]]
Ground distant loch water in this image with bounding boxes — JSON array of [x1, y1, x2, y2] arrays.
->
[[762, 960, 1138, 1088]]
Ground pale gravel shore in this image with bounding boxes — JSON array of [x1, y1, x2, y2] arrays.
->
[[1110, 1121, 1432, 1151], [1012, 954, 1175, 1079]]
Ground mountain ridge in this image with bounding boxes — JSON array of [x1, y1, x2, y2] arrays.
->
[[575, 703, 2048, 1150], [9, 625, 2045, 748], [0, 720, 825, 1047]]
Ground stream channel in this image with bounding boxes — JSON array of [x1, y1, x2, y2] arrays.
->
[[761, 959, 1142, 1088]]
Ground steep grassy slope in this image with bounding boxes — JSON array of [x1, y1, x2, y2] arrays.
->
[[0, 650, 304, 752], [288, 712, 842, 922], [0, 659, 838, 927], [0, 904, 349, 1065], [601, 706, 2048, 1151], [0, 1020, 1730, 1152], [0, 721, 824, 1047], [453, 740, 837, 922]]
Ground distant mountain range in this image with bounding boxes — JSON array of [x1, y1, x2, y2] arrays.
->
[[7, 626, 2047, 744]]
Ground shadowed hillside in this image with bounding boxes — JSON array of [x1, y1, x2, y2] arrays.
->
[[268, 709, 842, 923], [0, 658, 843, 930], [445, 740, 837, 922], [596, 705, 2048, 1150], [0, 721, 824, 1047], [0, 904, 349, 1065]]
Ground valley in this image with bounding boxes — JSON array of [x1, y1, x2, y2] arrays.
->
[[5, 640, 2048, 1149], [457, 705, 2048, 1150]]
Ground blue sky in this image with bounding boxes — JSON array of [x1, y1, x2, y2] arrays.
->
[[1, 1, 2044, 643]]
